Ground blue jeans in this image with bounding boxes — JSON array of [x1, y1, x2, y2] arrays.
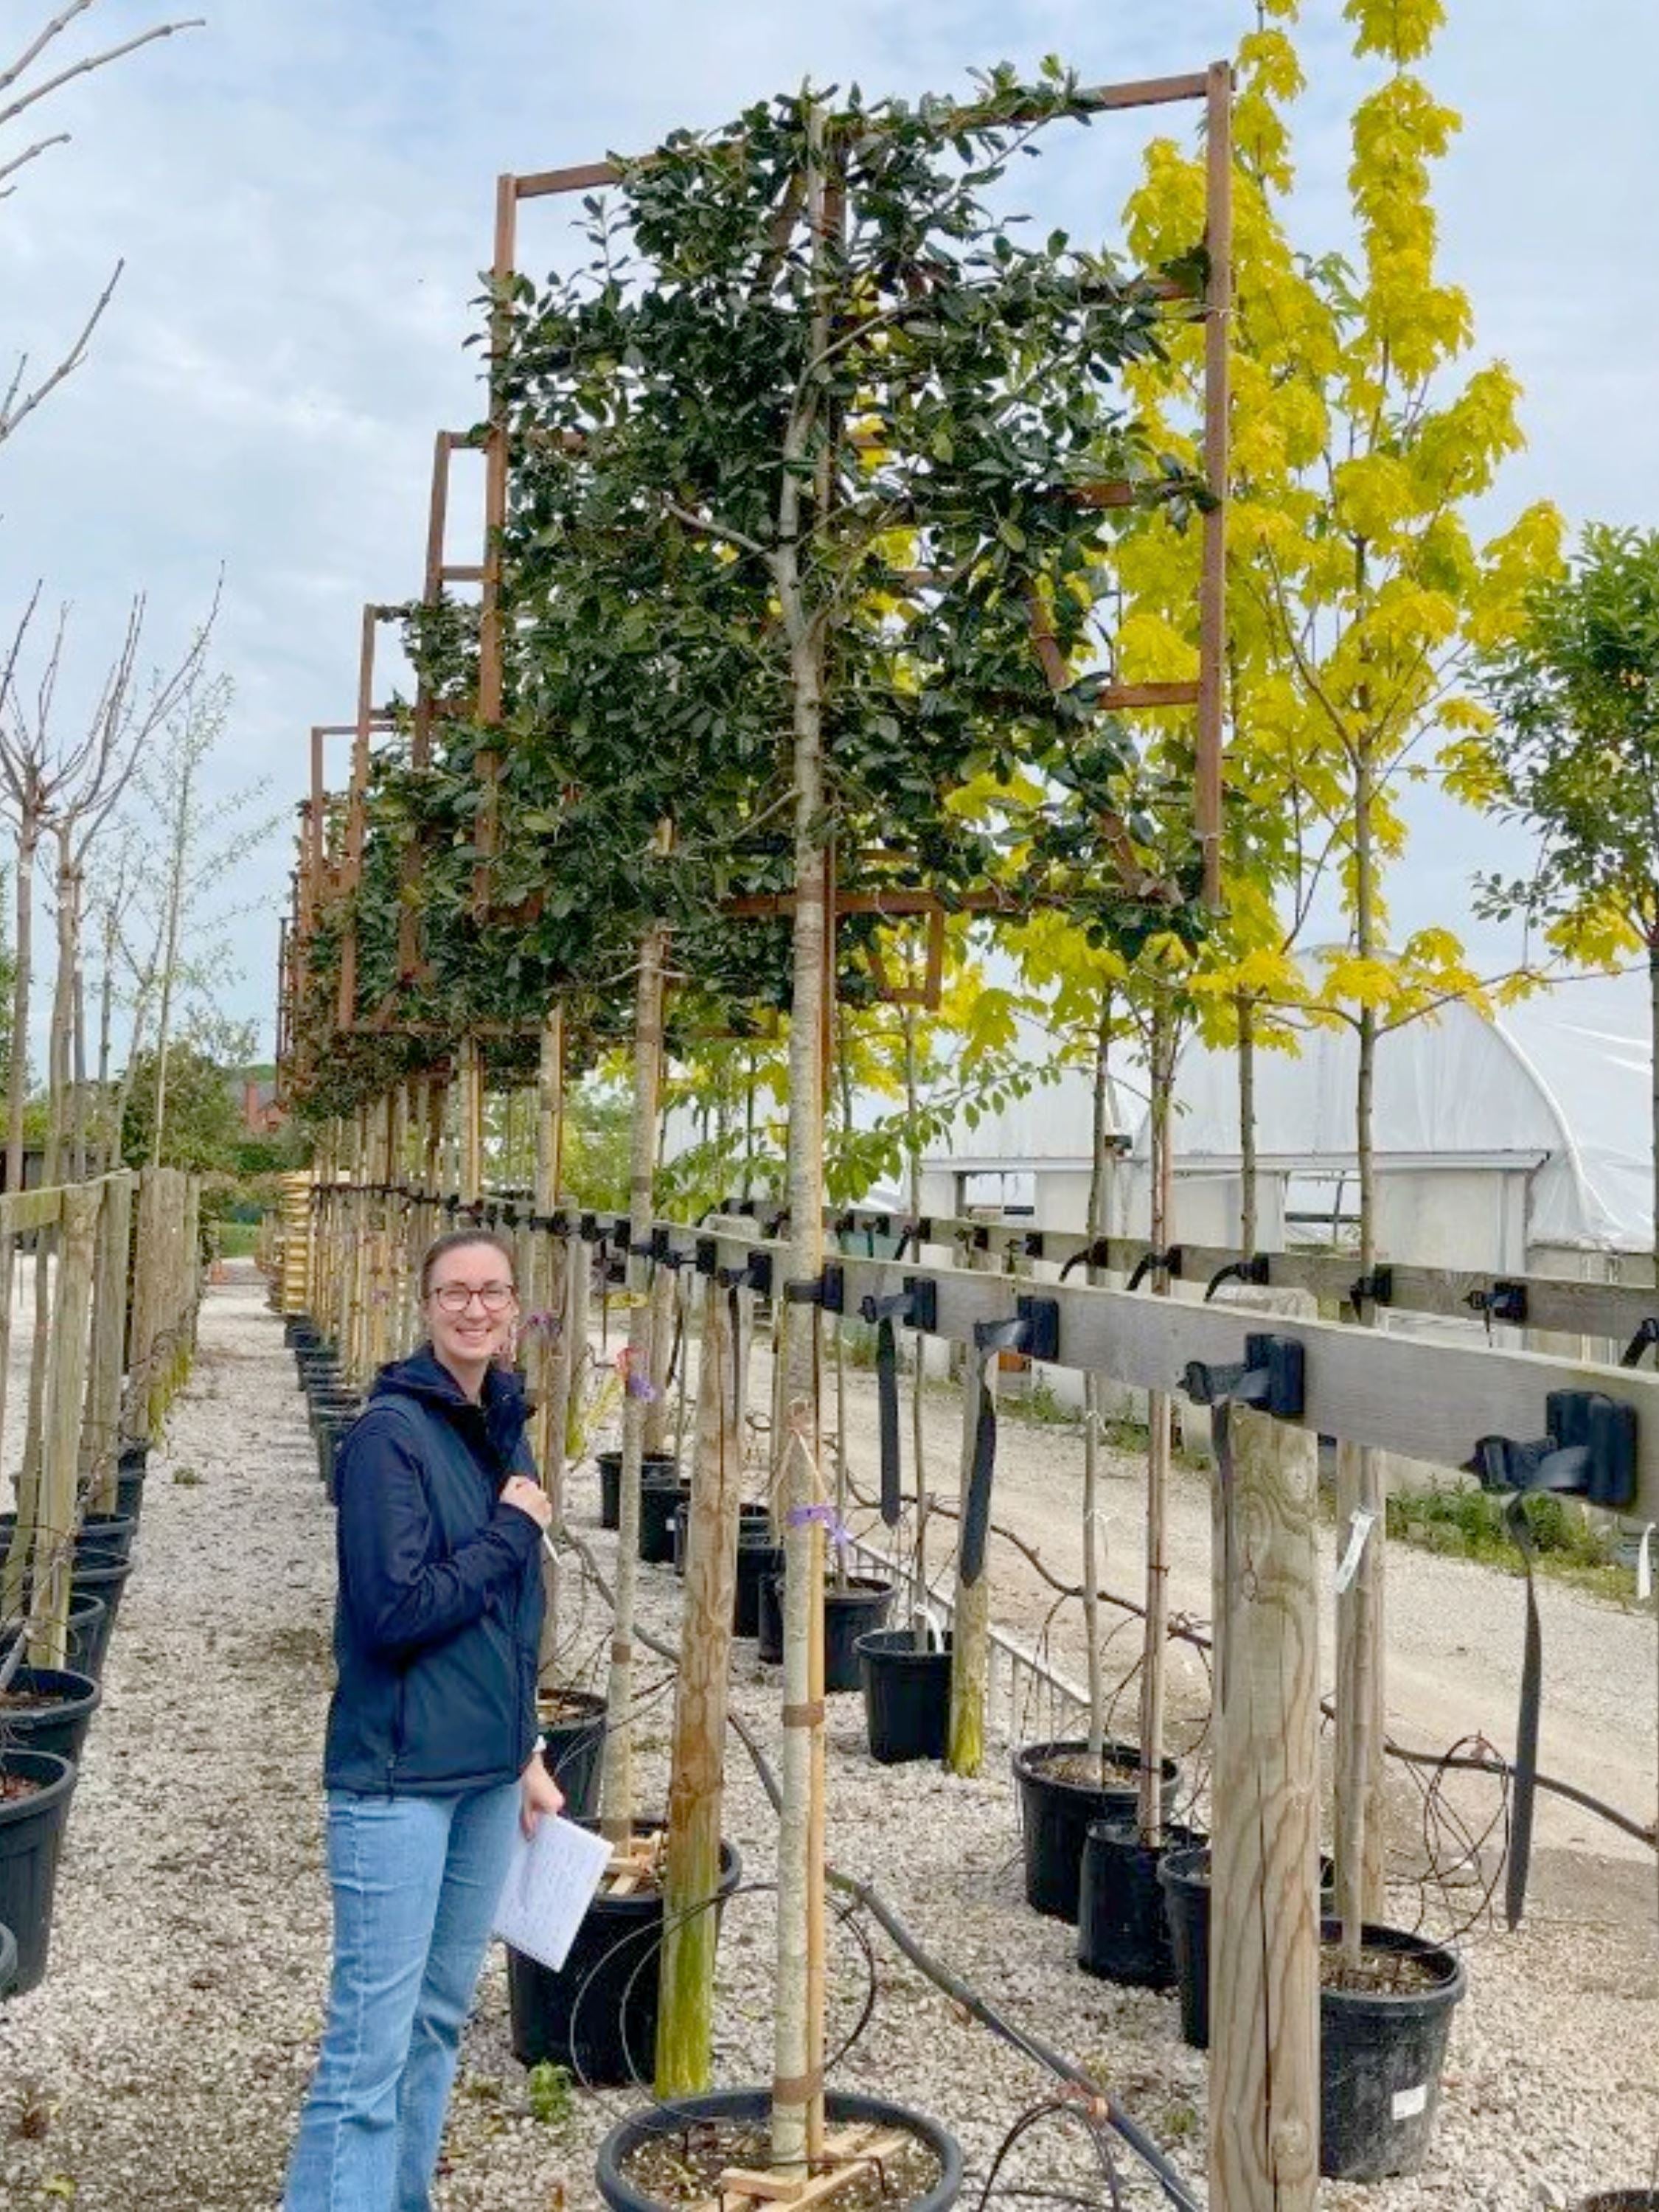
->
[[283, 1782, 521, 2212]]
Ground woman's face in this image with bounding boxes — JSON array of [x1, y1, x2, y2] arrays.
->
[[425, 1240, 518, 1379]]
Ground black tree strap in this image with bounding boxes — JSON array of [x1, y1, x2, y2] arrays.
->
[[876, 1313, 901, 1526], [1504, 1494, 1543, 1932], [963, 1316, 1029, 1585]]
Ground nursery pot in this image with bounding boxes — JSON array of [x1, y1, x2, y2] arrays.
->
[[535, 1687, 608, 1823], [1571, 2197, 1659, 2210], [1013, 1738, 1180, 1922], [672, 1499, 770, 1576], [1159, 1845, 1337, 2051], [857, 1627, 953, 1764], [2, 1597, 108, 1686], [0, 1919, 15, 2000], [315, 1410, 358, 1498], [0, 1749, 77, 1995], [1, 1512, 134, 1565], [596, 2087, 964, 2212], [0, 1666, 101, 1766], [66, 1547, 134, 1659], [733, 1535, 783, 1639], [638, 1473, 691, 1566], [597, 1450, 678, 1533], [1319, 1919, 1465, 2182], [507, 1819, 742, 2087], [759, 1573, 894, 1691], [307, 1386, 361, 1436], [1077, 1818, 1206, 1987]]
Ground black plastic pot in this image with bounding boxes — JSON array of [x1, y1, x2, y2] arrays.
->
[[1159, 1844, 1336, 2051], [1319, 1919, 1465, 2181], [507, 1820, 742, 2086], [66, 1547, 133, 1662], [1013, 1738, 1180, 1922], [0, 1511, 134, 1565], [0, 1666, 100, 1764], [1572, 2197, 1659, 2210], [672, 1499, 771, 1576], [758, 1573, 894, 1691], [597, 1450, 678, 1533], [0, 1919, 15, 2000], [734, 1537, 783, 1639], [536, 1687, 608, 1823], [114, 1443, 149, 1526], [307, 1387, 361, 1436], [2, 1596, 108, 1685], [858, 1628, 953, 1764], [596, 2087, 964, 2212], [639, 1474, 691, 1565], [0, 1749, 77, 1994], [1077, 1818, 1206, 1986], [315, 1411, 357, 1498]]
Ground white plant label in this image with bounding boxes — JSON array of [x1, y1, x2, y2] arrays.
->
[[1638, 1524, 1654, 1603], [1391, 2084, 1428, 2120], [1335, 1506, 1377, 1595]]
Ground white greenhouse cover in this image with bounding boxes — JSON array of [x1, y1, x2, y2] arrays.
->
[[1132, 969, 1654, 1255]]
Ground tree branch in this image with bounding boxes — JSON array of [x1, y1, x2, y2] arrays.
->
[[0, 10, 204, 133], [0, 258, 122, 445]]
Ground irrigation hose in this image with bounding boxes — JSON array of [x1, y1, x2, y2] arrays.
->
[[553, 1523, 1206, 2212]]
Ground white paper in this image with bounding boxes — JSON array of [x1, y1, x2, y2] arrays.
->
[[1638, 1524, 1654, 1604], [1391, 2083, 1427, 2120], [492, 1817, 613, 1974]]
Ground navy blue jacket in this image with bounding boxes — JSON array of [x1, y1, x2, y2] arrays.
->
[[323, 1348, 543, 1795]]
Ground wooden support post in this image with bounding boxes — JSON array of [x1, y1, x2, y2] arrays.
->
[[532, 1009, 566, 1670], [655, 1272, 742, 2095], [83, 1173, 133, 1514], [1335, 1438, 1388, 1933], [1208, 1286, 1321, 2212], [459, 1039, 485, 1205], [29, 1182, 100, 1669], [1196, 57, 1233, 908]]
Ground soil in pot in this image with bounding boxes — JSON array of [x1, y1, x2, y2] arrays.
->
[[0, 1750, 77, 1995], [638, 1474, 692, 1566], [858, 1628, 953, 1764], [0, 1666, 101, 1765], [535, 1687, 607, 1823], [1013, 1739, 1180, 1922], [596, 2087, 963, 2212], [507, 1820, 742, 2087], [1319, 1919, 1466, 2182], [1077, 1818, 1206, 1987], [597, 1450, 678, 1533], [733, 1536, 782, 1640]]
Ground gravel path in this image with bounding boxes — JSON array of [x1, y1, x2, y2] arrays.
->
[[0, 1273, 1655, 2210]]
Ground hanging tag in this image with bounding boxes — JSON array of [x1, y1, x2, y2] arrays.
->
[[1335, 1505, 1377, 1596], [1638, 1524, 1654, 1603]]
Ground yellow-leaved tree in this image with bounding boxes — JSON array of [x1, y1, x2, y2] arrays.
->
[[1113, 0, 1565, 1952]]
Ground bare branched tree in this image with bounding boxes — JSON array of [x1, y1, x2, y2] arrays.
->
[[0, 582, 216, 1512], [1, 1, 204, 447]]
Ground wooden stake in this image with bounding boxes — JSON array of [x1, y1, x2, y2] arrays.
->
[[82, 1172, 133, 1514], [1208, 1285, 1321, 2212], [29, 1182, 100, 1670], [1196, 58, 1233, 908]]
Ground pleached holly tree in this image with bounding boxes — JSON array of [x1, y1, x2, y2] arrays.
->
[[1114, 0, 1563, 1952], [495, 61, 1208, 2150]]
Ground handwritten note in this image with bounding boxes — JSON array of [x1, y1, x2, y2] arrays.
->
[[492, 1817, 613, 1973]]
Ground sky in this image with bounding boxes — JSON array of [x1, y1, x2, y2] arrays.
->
[[0, 0, 1655, 1063]]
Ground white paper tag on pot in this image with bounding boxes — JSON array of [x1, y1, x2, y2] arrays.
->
[[1638, 1524, 1653, 1603], [1391, 2083, 1427, 2120]]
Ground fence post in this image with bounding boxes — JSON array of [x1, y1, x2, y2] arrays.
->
[[1208, 1287, 1321, 2212], [83, 1172, 134, 1513], [29, 1181, 100, 1669]]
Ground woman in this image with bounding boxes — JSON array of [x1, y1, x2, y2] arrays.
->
[[284, 1227, 564, 2212]]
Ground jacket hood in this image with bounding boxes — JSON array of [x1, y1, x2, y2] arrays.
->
[[370, 1347, 528, 1460]]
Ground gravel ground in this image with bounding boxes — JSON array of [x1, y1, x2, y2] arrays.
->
[[0, 1271, 1655, 2211]]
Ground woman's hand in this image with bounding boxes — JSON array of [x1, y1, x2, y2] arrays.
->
[[521, 1748, 566, 1838], [501, 1475, 552, 1530]]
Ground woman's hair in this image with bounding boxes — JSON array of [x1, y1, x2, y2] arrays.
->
[[419, 1228, 518, 1299]]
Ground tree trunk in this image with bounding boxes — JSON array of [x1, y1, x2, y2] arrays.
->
[[655, 1274, 742, 2094], [1083, 992, 1113, 1766], [0, 813, 35, 1597], [598, 922, 668, 1843], [1649, 941, 1659, 1291], [532, 1009, 565, 1674], [1237, 987, 1258, 1254], [150, 752, 192, 1168], [1336, 751, 1388, 1963], [1137, 1005, 1175, 1846]]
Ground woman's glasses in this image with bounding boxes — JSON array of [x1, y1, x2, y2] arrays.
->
[[429, 1281, 517, 1315]]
